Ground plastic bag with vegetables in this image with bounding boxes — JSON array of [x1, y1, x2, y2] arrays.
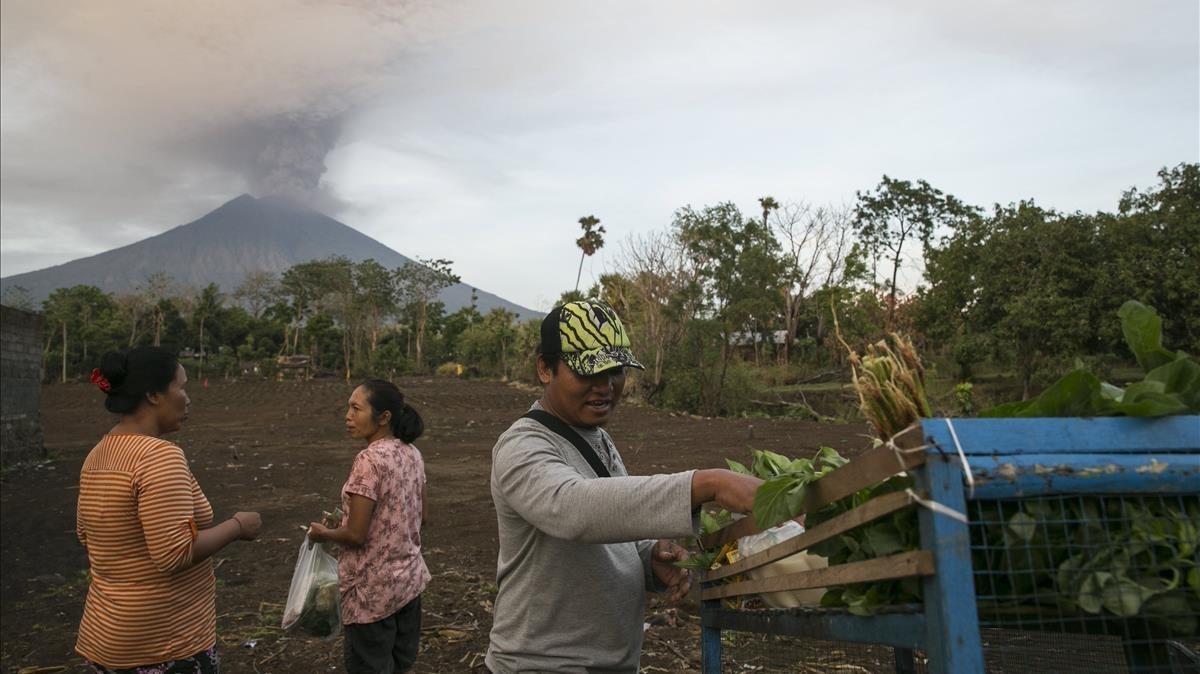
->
[[282, 538, 342, 638]]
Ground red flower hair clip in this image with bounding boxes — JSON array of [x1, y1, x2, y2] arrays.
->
[[90, 368, 112, 393]]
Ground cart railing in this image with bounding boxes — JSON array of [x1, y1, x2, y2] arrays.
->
[[698, 415, 1200, 674]]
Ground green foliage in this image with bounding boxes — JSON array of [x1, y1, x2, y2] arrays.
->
[[674, 202, 786, 411], [441, 304, 482, 360], [574, 215, 606, 292], [953, 382, 976, 416], [854, 176, 978, 325], [42, 284, 120, 381], [1119, 300, 1178, 372], [660, 358, 758, 417], [983, 301, 1199, 417], [750, 446, 849, 529], [26, 163, 1197, 404], [457, 309, 521, 378], [923, 165, 1200, 397], [370, 340, 410, 376], [951, 333, 988, 381], [1097, 163, 1200, 355], [395, 258, 460, 370]]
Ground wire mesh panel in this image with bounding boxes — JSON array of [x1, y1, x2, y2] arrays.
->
[[978, 627, 1130, 674], [968, 494, 1200, 674], [718, 632, 929, 674]]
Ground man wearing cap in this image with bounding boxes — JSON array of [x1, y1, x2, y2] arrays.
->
[[485, 299, 762, 673]]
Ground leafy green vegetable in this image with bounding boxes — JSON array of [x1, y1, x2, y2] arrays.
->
[[674, 501, 734, 572], [981, 496, 1200, 636], [1118, 300, 1179, 372], [674, 550, 720, 572], [982, 301, 1199, 417], [296, 579, 340, 637], [804, 471, 921, 613], [750, 446, 850, 529]]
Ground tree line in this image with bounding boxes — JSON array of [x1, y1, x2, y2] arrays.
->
[[5, 163, 1196, 417]]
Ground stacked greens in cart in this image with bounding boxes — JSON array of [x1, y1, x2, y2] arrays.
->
[[695, 301, 1199, 634]]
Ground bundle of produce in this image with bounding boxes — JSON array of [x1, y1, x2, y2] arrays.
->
[[685, 443, 917, 613], [688, 449, 840, 606], [282, 538, 342, 638], [840, 330, 932, 439], [801, 330, 929, 614], [295, 578, 341, 637], [681, 330, 931, 613]]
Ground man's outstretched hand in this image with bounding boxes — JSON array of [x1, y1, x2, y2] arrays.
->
[[692, 469, 763, 513]]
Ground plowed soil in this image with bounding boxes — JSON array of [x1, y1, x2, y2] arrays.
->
[[1, 377, 869, 673]]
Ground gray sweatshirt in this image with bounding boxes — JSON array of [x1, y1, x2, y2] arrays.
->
[[486, 402, 696, 673]]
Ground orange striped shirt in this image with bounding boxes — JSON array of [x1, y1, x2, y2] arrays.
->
[[75, 434, 216, 668]]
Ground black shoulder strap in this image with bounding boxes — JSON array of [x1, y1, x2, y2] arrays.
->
[[521, 409, 611, 478]]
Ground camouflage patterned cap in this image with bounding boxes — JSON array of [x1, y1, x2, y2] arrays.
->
[[540, 299, 645, 376]]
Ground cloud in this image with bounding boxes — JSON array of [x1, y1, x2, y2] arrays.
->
[[1, 0, 435, 237], [2, 0, 1196, 307]]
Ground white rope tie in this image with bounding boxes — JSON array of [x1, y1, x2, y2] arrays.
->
[[883, 421, 932, 472], [944, 417, 976, 500], [905, 488, 969, 524], [882, 420, 972, 524]]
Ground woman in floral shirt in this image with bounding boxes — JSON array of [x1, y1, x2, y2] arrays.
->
[[308, 379, 430, 673]]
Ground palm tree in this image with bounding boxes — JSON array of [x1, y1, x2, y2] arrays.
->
[[193, 283, 223, 379], [754, 197, 780, 365], [574, 215, 606, 293], [759, 196, 779, 228]]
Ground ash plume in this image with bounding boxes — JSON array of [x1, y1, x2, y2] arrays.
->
[[0, 0, 433, 214], [249, 116, 345, 205]]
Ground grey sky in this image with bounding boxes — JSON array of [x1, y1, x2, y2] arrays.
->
[[2, 0, 1197, 311]]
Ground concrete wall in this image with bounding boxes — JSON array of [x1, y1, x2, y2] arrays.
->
[[1, 305, 45, 465]]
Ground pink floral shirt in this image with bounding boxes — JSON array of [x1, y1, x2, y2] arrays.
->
[[338, 437, 431, 625]]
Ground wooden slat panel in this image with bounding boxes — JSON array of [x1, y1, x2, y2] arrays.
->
[[802, 426, 926, 513], [703, 490, 915, 581], [698, 513, 779, 551], [701, 550, 935, 600], [699, 425, 926, 550]]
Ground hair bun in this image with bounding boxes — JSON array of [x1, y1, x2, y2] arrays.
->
[[98, 351, 129, 388]]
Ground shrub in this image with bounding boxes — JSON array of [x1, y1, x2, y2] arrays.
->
[[661, 360, 759, 417], [954, 381, 976, 417]]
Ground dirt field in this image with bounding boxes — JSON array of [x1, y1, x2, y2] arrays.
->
[[1, 377, 869, 674]]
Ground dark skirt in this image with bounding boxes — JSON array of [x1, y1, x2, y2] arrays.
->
[[85, 644, 218, 674]]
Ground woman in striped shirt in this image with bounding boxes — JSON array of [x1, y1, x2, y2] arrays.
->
[[76, 346, 262, 674]]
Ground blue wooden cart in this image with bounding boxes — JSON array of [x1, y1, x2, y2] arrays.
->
[[698, 415, 1200, 674]]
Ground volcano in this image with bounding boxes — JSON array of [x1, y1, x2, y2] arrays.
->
[[0, 194, 539, 319]]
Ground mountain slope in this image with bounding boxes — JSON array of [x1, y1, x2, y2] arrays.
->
[[1, 195, 539, 319]]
